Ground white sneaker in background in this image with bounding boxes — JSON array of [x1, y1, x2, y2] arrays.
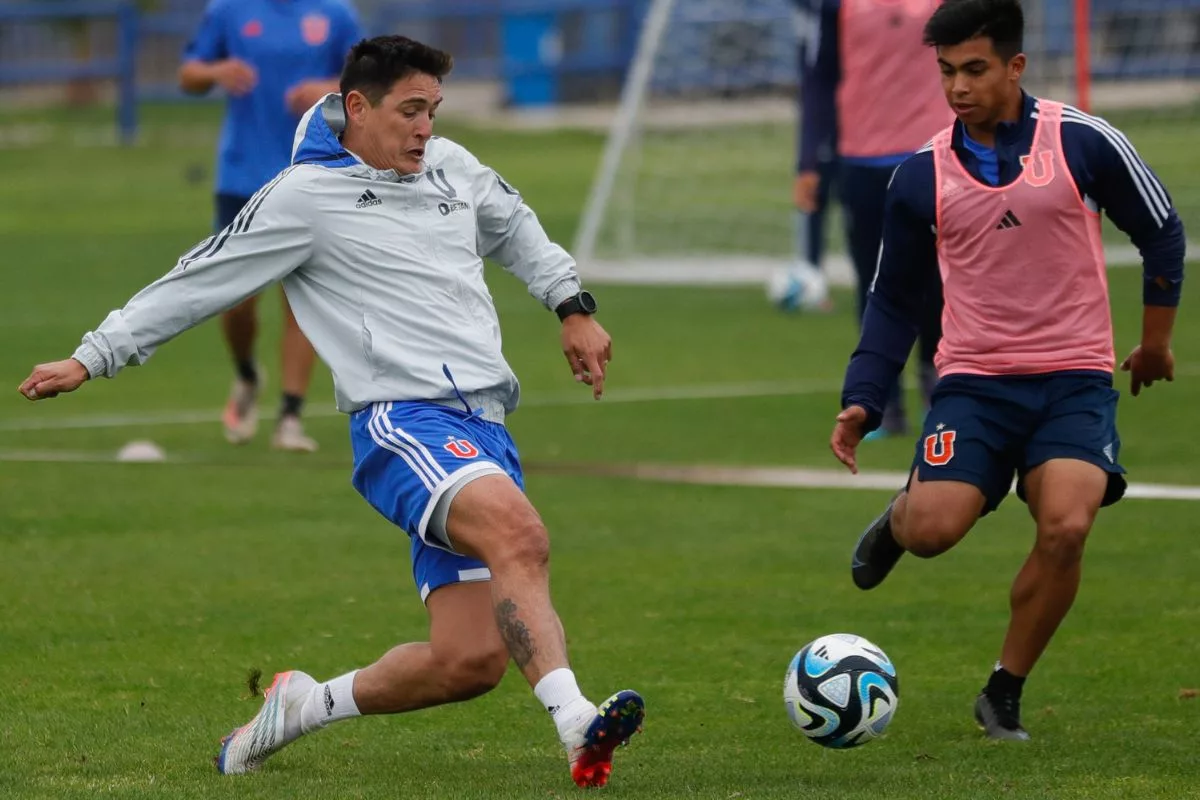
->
[[271, 415, 318, 453], [222, 378, 260, 444]]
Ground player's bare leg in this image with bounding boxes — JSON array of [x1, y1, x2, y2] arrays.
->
[[353, 582, 509, 711], [221, 295, 260, 443], [446, 475, 643, 787], [977, 459, 1106, 740], [272, 291, 318, 452], [893, 476, 984, 557], [217, 583, 507, 775], [218, 475, 642, 785], [852, 473, 983, 589]]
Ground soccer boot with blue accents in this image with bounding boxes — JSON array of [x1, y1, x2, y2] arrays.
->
[[974, 691, 1031, 741], [216, 670, 316, 774], [851, 492, 906, 590], [564, 690, 645, 788]]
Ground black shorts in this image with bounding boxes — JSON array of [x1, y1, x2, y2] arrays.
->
[[911, 372, 1127, 514]]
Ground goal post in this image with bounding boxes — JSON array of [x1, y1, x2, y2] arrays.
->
[[574, 0, 1199, 287], [574, 0, 802, 286]]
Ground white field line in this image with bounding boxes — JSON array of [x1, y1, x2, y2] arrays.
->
[[3, 365, 1196, 434], [1, 448, 1197, 503], [577, 244, 1200, 286], [536, 462, 1200, 502], [0, 379, 840, 433]]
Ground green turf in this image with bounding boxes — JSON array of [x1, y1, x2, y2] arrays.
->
[[1, 103, 1198, 799]]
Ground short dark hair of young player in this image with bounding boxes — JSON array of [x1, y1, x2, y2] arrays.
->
[[340, 36, 454, 105], [923, 0, 1025, 62]]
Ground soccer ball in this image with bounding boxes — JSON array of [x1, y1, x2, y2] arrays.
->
[[783, 633, 899, 748], [766, 261, 830, 312]]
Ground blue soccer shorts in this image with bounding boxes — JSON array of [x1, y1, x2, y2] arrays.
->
[[910, 372, 1127, 514], [215, 193, 252, 233], [349, 401, 524, 603]]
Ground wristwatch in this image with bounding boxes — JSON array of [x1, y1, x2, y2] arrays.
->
[[555, 290, 598, 322]]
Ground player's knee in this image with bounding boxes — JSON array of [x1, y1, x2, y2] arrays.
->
[[905, 532, 960, 559], [490, 510, 550, 571], [901, 504, 970, 558], [439, 642, 509, 701], [1035, 512, 1092, 564]]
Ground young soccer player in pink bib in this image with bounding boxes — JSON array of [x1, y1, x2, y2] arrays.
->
[[831, 0, 1185, 740]]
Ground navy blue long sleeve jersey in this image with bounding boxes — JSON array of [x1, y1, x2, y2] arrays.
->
[[842, 93, 1187, 431], [793, 0, 840, 172]]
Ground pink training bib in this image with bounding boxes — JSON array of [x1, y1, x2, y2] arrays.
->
[[932, 100, 1114, 377]]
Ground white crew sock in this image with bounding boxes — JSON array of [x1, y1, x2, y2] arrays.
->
[[534, 668, 593, 738], [299, 670, 362, 734]]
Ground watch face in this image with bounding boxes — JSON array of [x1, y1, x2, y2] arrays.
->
[[579, 291, 597, 313]]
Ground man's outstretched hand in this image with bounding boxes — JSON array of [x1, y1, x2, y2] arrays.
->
[[18, 359, 89, 401]]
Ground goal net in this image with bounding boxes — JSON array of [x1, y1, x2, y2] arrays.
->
[[573, 0, 1200, 286]]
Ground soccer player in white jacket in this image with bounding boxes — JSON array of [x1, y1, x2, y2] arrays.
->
[[18, 35, 643, 789]]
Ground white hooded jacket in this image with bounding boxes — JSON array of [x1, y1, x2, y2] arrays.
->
[[72, 95, 583, 422]]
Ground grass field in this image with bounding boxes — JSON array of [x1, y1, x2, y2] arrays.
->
[[1, 103, 1198, 799]]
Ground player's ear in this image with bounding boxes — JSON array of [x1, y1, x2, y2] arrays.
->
[[1007, 53, 1027, 83], [344, 89, 371, 124]]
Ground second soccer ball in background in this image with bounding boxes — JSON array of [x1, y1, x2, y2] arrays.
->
[[766, 261, 831, 313]]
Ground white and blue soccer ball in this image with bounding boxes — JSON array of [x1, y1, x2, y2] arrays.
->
[[783, 633, 899, 748], [766, 261, 830, 312]]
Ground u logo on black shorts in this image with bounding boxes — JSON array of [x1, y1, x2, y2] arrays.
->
[[923, 429, 957, 466]]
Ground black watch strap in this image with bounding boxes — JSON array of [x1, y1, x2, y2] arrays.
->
[[555, 291, 596, 322]]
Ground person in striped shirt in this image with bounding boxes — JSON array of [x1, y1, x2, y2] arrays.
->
[[832, 0, 1185, 740]]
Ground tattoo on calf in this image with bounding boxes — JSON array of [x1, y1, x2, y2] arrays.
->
[[495, 598, 536, 667]]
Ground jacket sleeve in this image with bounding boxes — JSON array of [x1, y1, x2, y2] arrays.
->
[[1061, 110, 1186, 307], [72, 170, 315, 379], [841, 155, 939, 431], [796, 0, 839, 172], [463, 148, 582, 311]]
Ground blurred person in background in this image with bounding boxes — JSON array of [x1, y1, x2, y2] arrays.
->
[[793, 0, 951, 437], [791, 2, 837, 304], [180, 0, 363, 452]]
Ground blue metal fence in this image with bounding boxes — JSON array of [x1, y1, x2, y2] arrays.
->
[[123, 0, 644, 104], [0, 0, 1197, 144], [0, 0, 137, 142]]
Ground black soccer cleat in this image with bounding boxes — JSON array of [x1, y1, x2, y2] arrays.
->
[[851, 493, 905, 590], [974, 692, 1031, 741]]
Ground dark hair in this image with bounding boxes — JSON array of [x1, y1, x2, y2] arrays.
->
[[339, 35, 454, 105], [923, 0, 1025, 62]]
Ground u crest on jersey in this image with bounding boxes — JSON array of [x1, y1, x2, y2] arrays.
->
[[923, 429, 957, 466], [444, 438, 479, 459], [301, 13, 329, 46], [1020, 150, 1055, 188]]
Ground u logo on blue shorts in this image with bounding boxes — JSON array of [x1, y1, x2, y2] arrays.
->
[[348, 401, 525, 603]]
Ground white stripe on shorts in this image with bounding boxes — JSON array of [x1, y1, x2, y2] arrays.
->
[[366, 402, 438, 492]]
